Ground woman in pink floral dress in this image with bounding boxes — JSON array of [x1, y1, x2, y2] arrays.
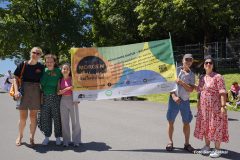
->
[[194, 56, 229, 158]]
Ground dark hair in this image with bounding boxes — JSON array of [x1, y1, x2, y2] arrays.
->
[[200, 55, 217, 75], [232, 81, 238, 85], [44, 54, 58, 67]]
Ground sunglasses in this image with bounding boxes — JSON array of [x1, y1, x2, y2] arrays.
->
[[204, 61, 213, 65], [185, 58, 193, 62], [32, 51, 41, 56]]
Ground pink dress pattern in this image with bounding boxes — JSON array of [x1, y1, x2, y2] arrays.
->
[[194, 72, 229, 142]]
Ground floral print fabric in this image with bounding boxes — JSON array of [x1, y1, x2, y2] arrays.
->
[[194, 72, 229, 142]]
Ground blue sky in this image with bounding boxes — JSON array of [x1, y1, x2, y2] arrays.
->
[[0, 59, 16, 74], [0, 2, 13, 74], [0, 1, 10, 8]]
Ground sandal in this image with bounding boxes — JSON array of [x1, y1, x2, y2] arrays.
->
[[184, 144, 195, 153], [16, 136, 23, 146], [166, 143, 174, 151], [30, 138, 35, 147]]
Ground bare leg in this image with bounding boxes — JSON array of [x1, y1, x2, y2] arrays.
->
[[16, 110, 28, 146], [168, 121, 174, 144], [183, 123, 190, 145], [205, 136, 211, 147], [215, 141, 221, 150], [29, 110, 38, 145]]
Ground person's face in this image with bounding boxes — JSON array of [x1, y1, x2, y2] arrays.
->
[[182, 58, 193, 68], [31, 48, 42, 60], [234, 83, 239, 88], [204, 59, 213, 71], [45, 57, 55, 70], [61, 65, 70, 76]]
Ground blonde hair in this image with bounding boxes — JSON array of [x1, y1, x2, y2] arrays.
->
[[30, 47, 43, 55]]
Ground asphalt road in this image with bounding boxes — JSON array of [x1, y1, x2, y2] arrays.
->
[[0, 91, 239, 160]]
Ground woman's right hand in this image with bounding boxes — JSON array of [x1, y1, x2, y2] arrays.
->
[[173, 96, 181, 105], [197, 100, 200, 110], [221, 106, 227, 114], [14, 91, 20, 99], [57, 90, 63, 95]]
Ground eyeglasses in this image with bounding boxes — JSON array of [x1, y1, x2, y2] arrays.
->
[[204, 61, 213, 65], [32, 51, 41, 56]]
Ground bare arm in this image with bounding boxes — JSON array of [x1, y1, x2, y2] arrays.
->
[[61, 86, 73, 92], [58, 86, 73, 95], [176, 78, 194, 92], [220, 93, 227, 113], [13, 76, 20, 99]]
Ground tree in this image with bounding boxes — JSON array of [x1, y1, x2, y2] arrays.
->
[[91, 0, 142, 46], [134, 0, 174, 42], [135, 0, 239, 45], [0, 0, 92, 61]]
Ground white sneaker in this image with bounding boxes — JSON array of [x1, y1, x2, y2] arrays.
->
[[201, 145, 211, 154], [56, 137, 61, 146], [42, 137, 49, 146], [209, 149, 221, 158]]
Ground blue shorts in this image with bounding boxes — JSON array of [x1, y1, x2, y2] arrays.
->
[[166, 96, 193, 123]]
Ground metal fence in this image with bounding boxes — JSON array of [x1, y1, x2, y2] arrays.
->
[[173, 40, 240, 70]]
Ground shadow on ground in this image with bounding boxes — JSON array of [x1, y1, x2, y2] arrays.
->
[[114, 96, 146, 101], [194, 148, 240, 160], [23, 141, 111, 153], [110, 148, 239, 159], [221, 150, 240, 160], [228, 118, 238, 121], [110, 147, 193, 154], [189, 100, 197, 103]]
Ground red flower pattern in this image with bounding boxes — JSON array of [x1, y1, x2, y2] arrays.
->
[[194, 72, 229, 142]]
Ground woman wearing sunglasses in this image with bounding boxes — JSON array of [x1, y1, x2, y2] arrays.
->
[[194, 56, 229, 158], [13, 47, 44, 147]]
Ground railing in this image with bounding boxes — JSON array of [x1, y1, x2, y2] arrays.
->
[[173, 40, 240, 70]]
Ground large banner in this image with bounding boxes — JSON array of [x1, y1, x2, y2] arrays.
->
[[70, 39, 177, 101]]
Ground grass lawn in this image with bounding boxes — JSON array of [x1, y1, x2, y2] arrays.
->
[[139, 71, 240, 111]]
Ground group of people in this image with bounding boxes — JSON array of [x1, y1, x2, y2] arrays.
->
[[11, 47, 229, 157], [13, 47, 81, 147], [166, 54, 229, 158]]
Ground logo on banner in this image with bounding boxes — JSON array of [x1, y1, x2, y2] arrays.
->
[[105, 90, 112, 96], [78, 94, 85, 98], [77, 56, 107, 74]]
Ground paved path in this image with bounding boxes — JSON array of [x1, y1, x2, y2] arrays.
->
[[0, 91, 239, 160]]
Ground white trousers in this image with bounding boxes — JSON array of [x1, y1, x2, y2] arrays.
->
[[60, 95, 81, 144]]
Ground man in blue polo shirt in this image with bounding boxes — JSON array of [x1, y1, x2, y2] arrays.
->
[[166, 54, 195, 153]]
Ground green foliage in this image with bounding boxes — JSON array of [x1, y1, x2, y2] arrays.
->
[[91, 0, 240, 46], [1, 0, 240, 61], [135, 0, 240, 45], [91, 0, 142, 46], [140, 72, 240, 111], [0, 0, 92, 62]]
